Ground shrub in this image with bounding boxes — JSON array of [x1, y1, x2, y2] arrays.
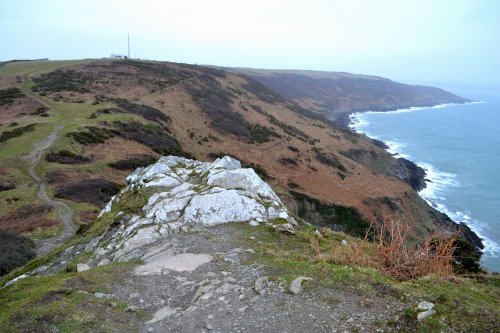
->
[[0, 230, 36, 276], [186, 74, 252, 138], [0, 87, 25, 106], [0, 124, 37, 143], [67, 126, 116, 145], [45, 150, 91, 164], [112, 98, 171, 124], [313, 148, 347, 172], [108, 156, 158, 170], [250, 124, 281, 144], [279, 157, 298, 166], [32, 69, 92, 94], [31, 107, 49, 117], [243, 162, 272, 179], [0, 182, 16, 192], [54, 178, 121, 208], [88, 107, 124, 119], [370, 219, 457, 281]]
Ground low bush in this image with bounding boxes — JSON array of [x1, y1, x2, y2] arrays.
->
[[0, 87, 25, 106], [45, 150, 91, 164], [108, 156, 158, 170], [112, 98, 171, 124], [67, 126, 116, 145], [32, 70, 92, 94], [0, 230, 36, 276], [313, 148, 347, 172], [280, 157, 298, 166], [0, 123, 37, 143], [54, 178, 121, 208], [291, 191, 371, 238], [369, 219, 457, 281], [186, 74, 252, 138], [88, 107, 125, 119], [31, 107, 49, 117], [0, 182, 16, 192], [250, 124, 281, 144]]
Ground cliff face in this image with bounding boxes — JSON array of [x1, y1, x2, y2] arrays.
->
[[231, 68, 470, 127]]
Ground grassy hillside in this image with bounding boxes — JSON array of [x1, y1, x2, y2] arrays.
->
[[0, 59, 480, 272]]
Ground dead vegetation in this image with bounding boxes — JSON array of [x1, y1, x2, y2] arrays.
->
[[369, 219, 457, 280], [304, 219, 459, 281], [0, 204, 59, 234]]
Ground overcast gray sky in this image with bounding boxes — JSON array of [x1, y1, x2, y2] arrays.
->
[[1, 0, 499, 85]]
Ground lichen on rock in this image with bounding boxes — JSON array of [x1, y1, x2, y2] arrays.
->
[[91, 155, 297, 263]]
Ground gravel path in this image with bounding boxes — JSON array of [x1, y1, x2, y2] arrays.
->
[[20, 71, 77, 254], [93, 224, 407, 333]]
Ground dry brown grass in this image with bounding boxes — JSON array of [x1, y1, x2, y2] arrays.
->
[[369, 218, 457, 281], [305, 227, 373, 267], [304, 221, 457, 281], [0, 204, 59, 234]]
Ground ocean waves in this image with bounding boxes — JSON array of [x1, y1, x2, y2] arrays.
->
[[349, 105, 499, 267]]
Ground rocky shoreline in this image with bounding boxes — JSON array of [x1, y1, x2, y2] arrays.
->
[[344, 104, 485, 255]]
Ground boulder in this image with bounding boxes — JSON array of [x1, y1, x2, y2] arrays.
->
[[289, 276, 313, 294]]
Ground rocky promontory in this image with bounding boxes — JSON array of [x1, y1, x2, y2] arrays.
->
[[88, 155, 297, 264]]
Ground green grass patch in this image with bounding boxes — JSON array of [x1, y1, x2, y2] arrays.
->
[[0, 262, 142, 332]]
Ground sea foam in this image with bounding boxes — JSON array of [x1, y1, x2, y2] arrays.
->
[[349, 104, 499, 264]]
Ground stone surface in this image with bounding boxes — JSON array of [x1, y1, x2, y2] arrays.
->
[[417, 301, 436, 321], [91, 156, 295, 263], [147, 306, 177, 324], [76, 263, 90, 272], [135, 253, 212, 275], [289, 276, 313, 294]]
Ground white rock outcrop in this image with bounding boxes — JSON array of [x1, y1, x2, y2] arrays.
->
[[91, 156, 297, 263]]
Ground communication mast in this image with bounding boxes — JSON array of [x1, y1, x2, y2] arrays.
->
[[128, 34, 130, 59]]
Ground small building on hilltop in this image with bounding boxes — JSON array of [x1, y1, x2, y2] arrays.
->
[[110, 54, 128, 59]]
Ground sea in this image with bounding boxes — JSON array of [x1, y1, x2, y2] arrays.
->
[[349, 83, 500, 272]]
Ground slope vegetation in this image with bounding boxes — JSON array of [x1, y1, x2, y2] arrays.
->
[[0, 60, 480, 270]]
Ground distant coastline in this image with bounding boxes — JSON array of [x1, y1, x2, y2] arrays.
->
[[334, 100, 475, 129]]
